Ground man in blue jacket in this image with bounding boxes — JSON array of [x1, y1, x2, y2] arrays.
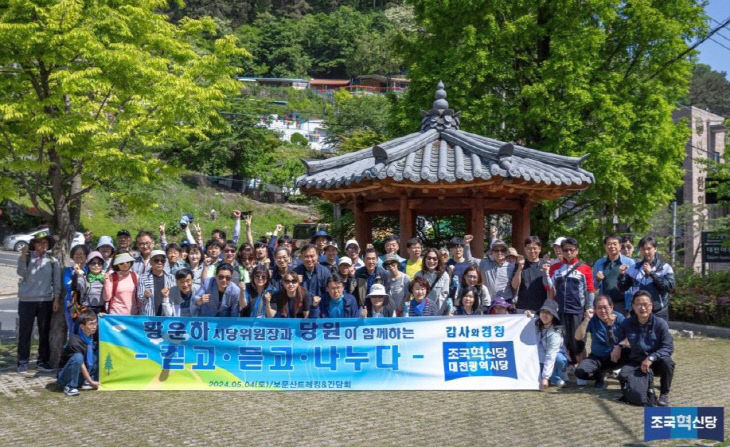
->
[[310, 274, 360, 318], [617, 236, 674, 321], [611, 290, 674, 406], [593, 235, 635, 315]]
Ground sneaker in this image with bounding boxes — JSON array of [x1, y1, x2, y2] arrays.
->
[[610, 368, 620, 378], [550, 377, 566, 387], [658, 393, 670, 406], [36, 362, 55, 372], [594, 378, 606, 389], [81, 382, 94, 390], [17, 364, 34, 377], [576, 378, 589, 386], [559, 370, 570, 382], [63, 386, 79, 397]]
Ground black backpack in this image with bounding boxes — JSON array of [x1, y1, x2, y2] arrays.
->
[[619, 366, 657, 407]]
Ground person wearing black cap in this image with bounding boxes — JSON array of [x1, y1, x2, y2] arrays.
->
[[116, 229, 138, 258], [16, 232, 61, 374], [536, 299, 568, 389], [310, 230, 332, 263]]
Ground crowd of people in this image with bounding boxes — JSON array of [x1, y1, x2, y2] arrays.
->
[[15, 211, 675, 404]]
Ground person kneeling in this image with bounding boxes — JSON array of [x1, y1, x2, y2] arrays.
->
[[57, 310, 99, 396], [610, 290, 674, 406], [574, 295, 626, 388], [537, 300, 569, 390]]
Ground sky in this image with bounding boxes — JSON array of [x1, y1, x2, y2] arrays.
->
[[696, 0, 730, 77]]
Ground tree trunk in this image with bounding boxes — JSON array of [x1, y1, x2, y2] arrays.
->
[[47, 151, 75, 367]]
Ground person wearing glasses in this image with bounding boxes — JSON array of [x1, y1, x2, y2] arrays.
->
[[131, 231, 156, 275], [548, 237, 595, 371], [240, 265, 276, 318], [514, 236, 551, 315], [464, 238, 518, 305], [574, 295, 627, 388], [271, 271, 311, 318], [138, 250, 175, 316], [611, 290, 674, 406], [191, 263, 241, 317], [414, 247, 452, 316]]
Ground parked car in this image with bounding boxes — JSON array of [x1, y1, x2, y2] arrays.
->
[[2, 228, 85, 252]]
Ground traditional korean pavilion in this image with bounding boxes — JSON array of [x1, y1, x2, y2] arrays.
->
[[295, 82, 595, 257]]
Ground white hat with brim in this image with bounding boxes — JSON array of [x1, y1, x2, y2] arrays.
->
[[366, 283, 388, 298], [113, 252, 135, 265], [149, 250, 166, 259], [96, 235, 115, 249], [338, 256, 352, 266]]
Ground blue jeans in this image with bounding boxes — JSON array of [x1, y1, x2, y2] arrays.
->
[[540, 351, 568, 383], [57, 353, 97, 388]]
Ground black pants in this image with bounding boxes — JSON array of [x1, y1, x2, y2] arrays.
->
[[575, 351, 627, 381], [562, 313, 585, 364], [17, 300, 53, 365], [619, 357, 675, 394]]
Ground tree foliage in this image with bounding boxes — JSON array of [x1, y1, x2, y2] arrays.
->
[[0, 0, 245, 255], [688, 63, 730, 117], [235, 6, 406, 78], [324, 89, 391, 151], [393, 0, 707, 257]]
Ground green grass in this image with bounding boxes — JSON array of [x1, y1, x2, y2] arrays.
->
[[80, 176, 313, 244]]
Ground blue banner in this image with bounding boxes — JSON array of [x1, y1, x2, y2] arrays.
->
[[98, 314, 539, 391], [645, 407, 724, 442]]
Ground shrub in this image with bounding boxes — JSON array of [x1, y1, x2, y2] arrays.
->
[[672, 271, 730, 328]]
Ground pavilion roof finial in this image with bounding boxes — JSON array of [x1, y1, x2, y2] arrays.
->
[[420, 80, 460, 132]]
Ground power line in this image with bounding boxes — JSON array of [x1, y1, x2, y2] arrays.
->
[[648, 15, 730, 80], [708, 36, 730, 52]]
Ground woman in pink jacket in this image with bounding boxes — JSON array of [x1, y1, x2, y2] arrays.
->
[[103, 253, 139, 315]]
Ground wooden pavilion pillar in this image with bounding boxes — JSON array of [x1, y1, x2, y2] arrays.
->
[[470, 196, 486, 257], [353, 197, 372, 248], [511, 201, 532, 250], [399, 195, 414, 258]]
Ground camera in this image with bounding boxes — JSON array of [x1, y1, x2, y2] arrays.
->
[[179, 213, 194, 229]]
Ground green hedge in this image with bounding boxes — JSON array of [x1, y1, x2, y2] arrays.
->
[[672, 271, 730, 328]]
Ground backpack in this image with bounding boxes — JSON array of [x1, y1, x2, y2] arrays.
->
[[108, 271, 139, 314], [619, 366, 657, 407]]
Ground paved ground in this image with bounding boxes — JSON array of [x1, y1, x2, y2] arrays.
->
[[0, 264, 20, 335], [0, 337, 727, 446]]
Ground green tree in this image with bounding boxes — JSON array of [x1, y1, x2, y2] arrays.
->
[[688, 64, 730, 117], [0, 0, 244, 364], [393, 0, 706, 258], [325, 89, 391, 151], [104, 353, 113, 375]]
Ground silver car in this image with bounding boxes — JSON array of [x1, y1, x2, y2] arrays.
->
[[2, 228, 85, 252]]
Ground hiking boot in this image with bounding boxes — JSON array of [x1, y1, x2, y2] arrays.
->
[[658, 393, 670, 406], [63, 386, 79, 397], [594, 378, 606, 389]]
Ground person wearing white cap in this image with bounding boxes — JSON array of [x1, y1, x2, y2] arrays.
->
[[96, 235, 115, 271], [103, 252, 139, 315], [320, 240, 339, 274], [363, 283, 396, 317], [551, 237, 566, 265], [345, 239, 365, 269], [382, 253, 410, 316], [137, 250, 175, 316], [337, 256, 357, 295]]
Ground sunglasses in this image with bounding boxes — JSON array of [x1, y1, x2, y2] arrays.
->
[[216, 275, 232, 281], [151, 258, 166, 263], [283, 279, 298, 285], [425, 256, 438, 261], [88, 260, 104, 266], [224, 249, 236, 253], [492, 248, 506, 253]]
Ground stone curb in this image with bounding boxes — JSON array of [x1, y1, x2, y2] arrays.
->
[[669, 320, 730, 339]]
